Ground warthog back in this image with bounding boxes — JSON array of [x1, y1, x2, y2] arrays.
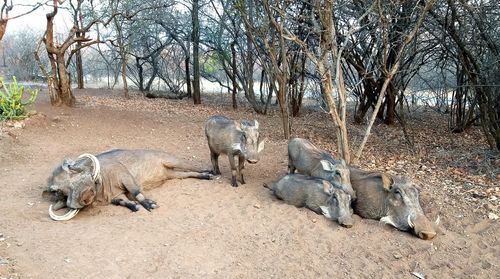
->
[[287, 137, 355, 200], [269, 174, 353, 227]]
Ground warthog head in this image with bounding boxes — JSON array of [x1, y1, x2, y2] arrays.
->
[[237, 120, 265, 164], [320, 181, 354, 228], [46, 154, 101, 221], [380, 176, 438, 240], [319, 158, 356, 200]]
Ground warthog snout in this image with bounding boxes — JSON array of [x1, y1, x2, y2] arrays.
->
[[411, 214, 437, 240], [338, 216, 354, 228]]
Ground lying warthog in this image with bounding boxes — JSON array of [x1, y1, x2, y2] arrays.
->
[[264, 174, 353, 228], [205, 115, 265, 187], [349, 166, 439, 240], [288, 137, 356, 200], [44, 149, 213, 221]]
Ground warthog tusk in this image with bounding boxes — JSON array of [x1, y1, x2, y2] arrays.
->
[[380, 216, 398, 228], [48, 204, 80, 221], [435, 215, 440, 225], [407, 215, 414, 228]]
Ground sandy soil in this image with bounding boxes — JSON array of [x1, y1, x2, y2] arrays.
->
[[0, 88, 498, 278]]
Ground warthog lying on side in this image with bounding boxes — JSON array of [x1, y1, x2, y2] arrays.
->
[[288, 137, 356, 200], [205, 115, 265, 187], [349, 166, 438, 240], [44, 149, 213, 221], [264, 174, 354, 228]]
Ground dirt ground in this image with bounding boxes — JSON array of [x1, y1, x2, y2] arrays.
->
[[0, 88, 498, 279]]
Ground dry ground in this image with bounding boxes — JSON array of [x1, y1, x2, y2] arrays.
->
[[0, 88, 498, 278]]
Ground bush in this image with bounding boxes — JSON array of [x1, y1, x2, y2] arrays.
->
[[0, 76, 38, 121]]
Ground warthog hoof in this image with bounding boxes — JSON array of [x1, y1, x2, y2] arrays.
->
[[230, 176, 239, 187], [141, 199, 158, 211], [203, 172, 215, 180], [210, 170, 221, 175]]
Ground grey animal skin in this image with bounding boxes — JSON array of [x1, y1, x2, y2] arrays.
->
[[265, 174, 353, 228], [205, 115, 265, 187], [45, 149, 213, 220], [287, 137, 356, 200], [349, 166, 438, 240]]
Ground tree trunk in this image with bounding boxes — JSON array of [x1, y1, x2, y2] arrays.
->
[[185, 56, 191, 98], [276, 76, 290, 138], [56, 56, 75, 106], [76, 47, 84, 89], [0, 19, 7, 41], [231, 41, 238, 109], [192, 0, 201, 104], [44, 0, 76, 107], [135, 57, 144, 92], [384, 83, 396, 125], [114, 17, 129, 98]]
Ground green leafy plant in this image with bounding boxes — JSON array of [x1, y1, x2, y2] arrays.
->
[[0, 76, 38, 121]]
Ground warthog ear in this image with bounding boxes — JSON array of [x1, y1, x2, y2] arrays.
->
[[320, 206, 332, 219], [320, 160, 335, 171], [62, 159, 75, 172], [322, 180, 334, 194], [258, 138, 266, 153], [381, 173, 394, 191], [68, 158, 93, 173]]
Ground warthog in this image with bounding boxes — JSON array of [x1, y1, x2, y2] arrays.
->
[[349, 166, 438, 240], [264, 174, 353, 228], [287, 137, 356, 200], [205, 115, 265, 187], [44, 149, 213, 221]]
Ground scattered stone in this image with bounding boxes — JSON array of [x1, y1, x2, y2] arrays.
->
[[0, 257, 9, 265], [488, 213, 498, 220], [312, 218, 317, 223], [253, 204, 261, 209], [64, 258, 71, 263], [393, 253, 402, 259], [481, 261, 492, 269], [411, 271, 425, 279], [0, 237, 5, 242]]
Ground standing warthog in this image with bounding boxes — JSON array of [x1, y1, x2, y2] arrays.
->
[[264, 174, 353, 228], [288, 137, 356, 200], [349, 166, 439, 240], [205, 115, 265, 187], [44, 149, 213, 221]]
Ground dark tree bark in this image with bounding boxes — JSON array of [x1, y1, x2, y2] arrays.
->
[[192, 0, 201, 104]]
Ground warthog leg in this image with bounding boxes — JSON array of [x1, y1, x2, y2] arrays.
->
[[238, 154, 246, 185], [169, 170, 214, 180], [209, 152, 221, 175], [132, 192, 158, 211], [229, 155, 239, 187], [111, 194, 140, 212]]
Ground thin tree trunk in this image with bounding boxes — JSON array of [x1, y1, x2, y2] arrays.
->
[[231, 41, 238, 109], [76, 47, 84, 89], [192, 0, 201, 104]]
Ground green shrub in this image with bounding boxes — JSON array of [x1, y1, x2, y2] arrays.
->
[[0, 76, 38, 121]]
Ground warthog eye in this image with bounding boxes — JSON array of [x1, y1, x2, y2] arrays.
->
[[335, 170, 341, 177], [394, 189, 402, 199]]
